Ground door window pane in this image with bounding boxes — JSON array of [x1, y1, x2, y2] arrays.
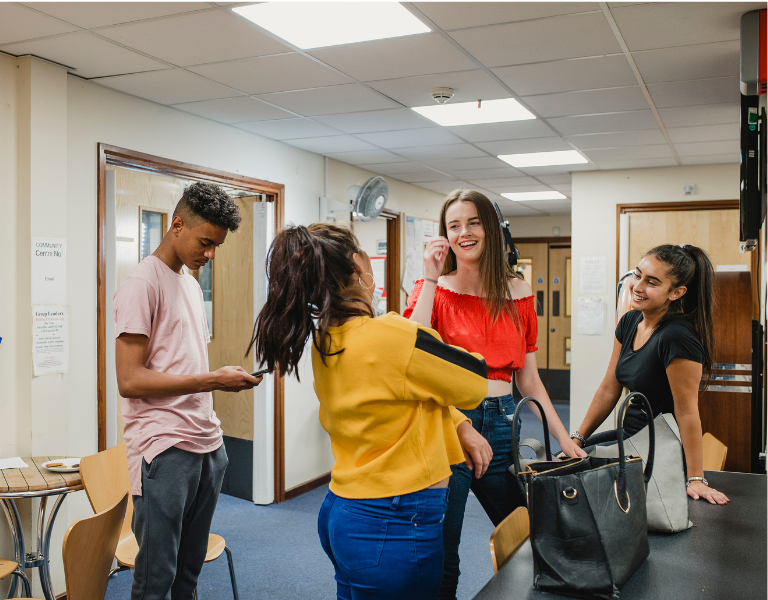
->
[[140, 211, 164, 260]]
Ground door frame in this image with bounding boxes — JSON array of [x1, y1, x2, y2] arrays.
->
[[97, 143, 288, 501], [381, 209, 402, 314], [616, 200, 759, 319]]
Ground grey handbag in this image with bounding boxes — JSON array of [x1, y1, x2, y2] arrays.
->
[[590, 411, 692, 532]]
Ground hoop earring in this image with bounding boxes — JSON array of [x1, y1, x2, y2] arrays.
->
[[359, 272, 375, 290]]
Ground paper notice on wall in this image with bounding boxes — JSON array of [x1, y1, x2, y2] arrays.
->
[[576, 298, 606, 336], [579, 256, 606, 294], [32, 306, 69, 376], [32, 237, 67, 305], [370, 257, 386, 290]]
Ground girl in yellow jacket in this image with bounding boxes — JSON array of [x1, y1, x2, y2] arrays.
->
[[249, 223, 490, 600]]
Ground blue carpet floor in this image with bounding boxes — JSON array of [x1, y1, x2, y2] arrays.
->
[[104, 401, 569, 600]]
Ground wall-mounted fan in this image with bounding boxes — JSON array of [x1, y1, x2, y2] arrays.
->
[[319, 176, 389, 222]]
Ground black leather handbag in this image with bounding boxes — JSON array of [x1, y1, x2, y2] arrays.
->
[[510, 393, 655, 599]]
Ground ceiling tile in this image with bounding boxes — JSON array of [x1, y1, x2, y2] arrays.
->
[[286, 135, 378, 155], [413, 2, 600, 30], [549, 183, 572, 195], [514, 199, 572, 213], [421, 157, 510, 171], [584, 145, 673, 161], [632, 41, 739, 85], [392, 171, 456, 183], [498, 201, 549, 217], [308, 33, 476, 82], [647, 77, 739, 109], [515, 162, 596, 176], [24, 2, 212, 29], [257, 84, 398, 116], [451, 167, 525, 179], [476, 137, 573, 155], [92, 69, 239, 104], [362, 162, 435, 175], [235, 118, 340, 140], [446, 120, 557, 143], [523, 86, 648, 118], [0, 4, 78, 45], [657, 103, 740, 129], [314, 109, 433, 134], [674, 140, 740, 157], [0, 32, 166, 78], [392, 144, 489, 160], [568, 129, 666, 149], [414, 180, 465, 194], [680, 154, 739, 166], [468, 177, 548, 192], [189, 53, 352, 95], [592, 157, 677, 169], [172, 96, 293, 123], [548, 110, 658, 135], [325, 150, 406, 165], [666, 124, 739, 144], [367, 69, 509, 107], [449, 12, 621, 68], [610, 2, 763, 51], [493, 55, 635, 96], [536, 174, 573, 184], [99, 10, 291, 66], [356, 128, 463, 149]]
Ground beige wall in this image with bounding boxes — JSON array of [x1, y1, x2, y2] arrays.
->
[[570, 164, 740, 434], [507, 214, 572, 239]]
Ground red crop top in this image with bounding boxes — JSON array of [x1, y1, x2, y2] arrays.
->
[[403, 279, 539, 382]]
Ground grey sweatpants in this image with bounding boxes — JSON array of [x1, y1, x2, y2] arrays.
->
[[131, 444, 228, 600]]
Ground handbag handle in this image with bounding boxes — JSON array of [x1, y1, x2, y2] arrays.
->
[[616, 392, 655, 493], [510, 397, 552, 475]]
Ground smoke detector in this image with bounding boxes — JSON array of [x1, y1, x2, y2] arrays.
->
[[430, 87, 454, 104]]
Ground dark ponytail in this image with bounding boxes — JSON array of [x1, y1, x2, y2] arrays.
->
[[246, 223, 373, 380], [644, 244, 715, 384]]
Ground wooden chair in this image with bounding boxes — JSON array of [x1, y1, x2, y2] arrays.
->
[[489, 506, 530, 573], [702, 432, 728, 471], [79, 444, 239, 599], [0, 557, 32, 598]]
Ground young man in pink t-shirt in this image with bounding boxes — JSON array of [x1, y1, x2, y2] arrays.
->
[[114, 182, 262, 600]]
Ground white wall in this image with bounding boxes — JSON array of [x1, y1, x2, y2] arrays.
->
[[570, 164, 740, 433], [507, 214, 572, 238]]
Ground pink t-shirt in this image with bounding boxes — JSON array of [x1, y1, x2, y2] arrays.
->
[[114, 256, 223, 496]]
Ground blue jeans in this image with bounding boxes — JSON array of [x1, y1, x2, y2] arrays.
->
[[318, 488, 450, 600], [439, 394, 526, 600]]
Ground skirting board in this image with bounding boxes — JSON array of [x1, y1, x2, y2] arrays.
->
[[285, 472, 331, 501]]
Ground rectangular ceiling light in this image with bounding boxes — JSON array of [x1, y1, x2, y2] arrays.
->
[[498, 150, 588, 168], [233, 3, 430, 49], [412, 98, 535, 127], [501, 191, 567, 201]]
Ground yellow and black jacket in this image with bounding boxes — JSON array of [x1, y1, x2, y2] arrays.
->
[[312, 312, 488, 499]]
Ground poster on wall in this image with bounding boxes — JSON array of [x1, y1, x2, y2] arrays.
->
[[576, 298, 606, 336], [579, 256, 606, 295], [31, 237, 67, 305], [32, 305, 69, 376], [402, 216, 439, 297]]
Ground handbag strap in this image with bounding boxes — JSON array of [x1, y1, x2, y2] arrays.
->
[[510, 397, 552, 475], [616, 392, 655, 490]]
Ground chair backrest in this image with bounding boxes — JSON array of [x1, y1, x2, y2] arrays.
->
[[489, 506, 529, 573], [62, 492, 128, 600], [702, 432, 728, 471], [79, 443, 134, 544]]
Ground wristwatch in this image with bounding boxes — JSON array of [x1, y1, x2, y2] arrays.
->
[[686, 476, 709, 487], [570, 431, 588, 445]]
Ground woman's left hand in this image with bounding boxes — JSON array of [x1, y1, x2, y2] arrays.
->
[[559, 437, 588, 458], [687, 480, 729, 505]]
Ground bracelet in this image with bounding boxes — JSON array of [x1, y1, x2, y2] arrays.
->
[[686, 476, 708, 487], [424, 278, 439, 285], [570, 431, 588, 445]]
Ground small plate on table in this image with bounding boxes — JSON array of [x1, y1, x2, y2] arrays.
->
[[42, 458, 81, 473]]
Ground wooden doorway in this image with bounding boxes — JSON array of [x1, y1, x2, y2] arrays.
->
[[515, 237, 572, 401], [97, 144, 288, 502], [351, 209, 402, 315]]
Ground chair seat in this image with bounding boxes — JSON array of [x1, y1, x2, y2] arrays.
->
[[0, 559, 19, 579], [115, 533, 226, 567]]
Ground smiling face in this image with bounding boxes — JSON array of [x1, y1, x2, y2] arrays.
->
[[629, 254, 686, 313], [444, 200, 486, 265]]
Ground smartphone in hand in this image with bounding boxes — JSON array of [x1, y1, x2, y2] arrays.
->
[[251, 368, 270, 377]]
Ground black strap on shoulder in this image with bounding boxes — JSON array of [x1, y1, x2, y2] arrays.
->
[[415, 329, 487, 378]]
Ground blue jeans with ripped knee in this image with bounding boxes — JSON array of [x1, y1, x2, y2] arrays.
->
[[318, 487, 450, 600]]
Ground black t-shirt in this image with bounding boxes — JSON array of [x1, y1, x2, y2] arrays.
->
[[615, 310, 704, 435]]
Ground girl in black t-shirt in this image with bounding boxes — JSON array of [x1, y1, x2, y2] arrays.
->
[[573, 244, 729, 506]]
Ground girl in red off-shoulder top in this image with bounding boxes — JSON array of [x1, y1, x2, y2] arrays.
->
[[405, 189, 585, 600]]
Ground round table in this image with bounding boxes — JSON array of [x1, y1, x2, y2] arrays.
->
[[0, 457, 83, 600]]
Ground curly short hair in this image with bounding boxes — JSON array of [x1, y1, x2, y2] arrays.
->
[[174, 182, 242, 232]]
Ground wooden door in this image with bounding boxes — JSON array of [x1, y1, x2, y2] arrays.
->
[[515, 243, 548, 373], [547, 246, 571, 401]]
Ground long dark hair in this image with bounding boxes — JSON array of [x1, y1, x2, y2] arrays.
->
[[439, 189, 522, 326], [645, 244, 715, 384], [246, 223, 373, 380]]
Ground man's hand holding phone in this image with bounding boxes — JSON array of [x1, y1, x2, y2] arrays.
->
[[213, 366, 263, 392]]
